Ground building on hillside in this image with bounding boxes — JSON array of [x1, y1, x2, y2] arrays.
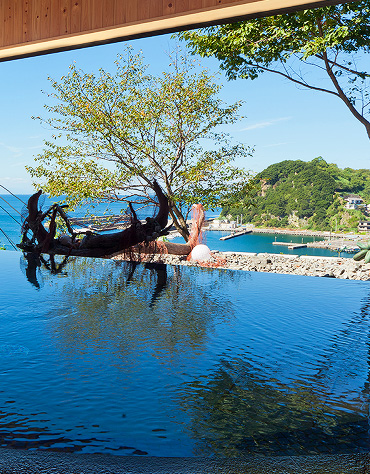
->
[[345, 195, 364, 210], [208, 219, 237, 230], [358, 221, 370, 233]]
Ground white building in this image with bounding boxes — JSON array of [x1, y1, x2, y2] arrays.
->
[[358, 221, 370, 232], [345, 195, 364, 210]]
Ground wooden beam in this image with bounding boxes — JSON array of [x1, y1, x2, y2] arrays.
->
[[0, 0, 347, 61]]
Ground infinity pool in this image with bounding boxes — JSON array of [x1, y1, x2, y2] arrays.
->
[[0, 250, 369, 457]]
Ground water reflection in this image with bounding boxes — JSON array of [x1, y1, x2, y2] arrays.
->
[[1, 254, 369, 456], [0, 406, 101, 452], [179, 293, 370, 456], [21, 254, 172, 310], [144, 263, 168, 308], [309, 293, 370, 407], [179, 358, 369, 456], [47, 259, 235, 360], [20, 252, 70, 289], [20, 252, 42, 289]]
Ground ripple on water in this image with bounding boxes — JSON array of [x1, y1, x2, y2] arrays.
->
[[0, 252, 368, 457], [0, 344, 29, 358]]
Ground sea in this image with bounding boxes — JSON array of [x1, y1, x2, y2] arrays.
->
[[0, 193, 352, 258]]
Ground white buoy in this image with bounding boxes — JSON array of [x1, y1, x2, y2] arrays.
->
[[191, 244, 211, 262]]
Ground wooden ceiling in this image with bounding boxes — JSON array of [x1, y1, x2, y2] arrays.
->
[[0, 0, 346, 61]]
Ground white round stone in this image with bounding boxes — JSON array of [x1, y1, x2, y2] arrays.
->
[[191, 244, 211, 262]]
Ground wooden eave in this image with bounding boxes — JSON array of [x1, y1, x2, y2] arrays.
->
[[0, 0, 348, 62]]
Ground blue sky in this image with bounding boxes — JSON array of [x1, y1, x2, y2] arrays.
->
[[0, 32, 369, 194]]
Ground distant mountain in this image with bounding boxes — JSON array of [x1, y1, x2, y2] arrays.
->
[[222, 157, 370, 231]]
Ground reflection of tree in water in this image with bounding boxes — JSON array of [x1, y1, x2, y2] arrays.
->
[[307, 293, 370, 415], [179, 358, 369, 457], [179, 294, 370, 457], [22, 255, 369, 457], [20, 252, 72, 289], [42, 258, 242, 363]]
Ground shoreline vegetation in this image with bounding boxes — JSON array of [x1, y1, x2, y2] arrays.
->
[[221, 158, 370, 234]]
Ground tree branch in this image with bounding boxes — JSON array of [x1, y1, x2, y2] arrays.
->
[[315, 18, 370, 138], [243, 61, 341, 97], [315, 54, 370, 78]]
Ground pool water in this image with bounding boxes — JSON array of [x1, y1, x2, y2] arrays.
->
[[0, 250, 369, 457]]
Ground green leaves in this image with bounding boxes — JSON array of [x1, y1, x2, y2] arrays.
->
[[221, 158, 370, 231], [180, 3, 370, 64], [178, 1, 370, 138], [28, 47, 253, 240], [353, 244, 370, 262]]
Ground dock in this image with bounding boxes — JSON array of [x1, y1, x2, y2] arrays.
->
[[220, 229, 252, 241], [273, 242, 307, 249]]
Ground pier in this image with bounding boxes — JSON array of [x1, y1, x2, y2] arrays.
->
[[220, 229, 252, 241], [273, 242, 307, 249]]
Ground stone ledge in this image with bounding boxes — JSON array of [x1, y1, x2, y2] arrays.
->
[[0, 448, 367, 474], [112, 252, 370, 281]]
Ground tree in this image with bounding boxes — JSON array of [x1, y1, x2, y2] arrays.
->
[[221, 158, 342, 230], [179, 1, 370, 139], [27, 49, 253, 241]]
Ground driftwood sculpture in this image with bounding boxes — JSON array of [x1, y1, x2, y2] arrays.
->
[[18, 181, 204, 259]]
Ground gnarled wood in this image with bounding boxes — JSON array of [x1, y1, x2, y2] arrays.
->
[[19, 182, 204, 259], [19, 181, 170, 258]]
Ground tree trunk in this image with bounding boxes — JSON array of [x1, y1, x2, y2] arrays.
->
[[168, 200, 190, 242], [20, 183, 205, 259], [20, 181, 170, 258]]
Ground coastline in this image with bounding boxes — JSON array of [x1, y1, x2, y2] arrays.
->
[[173, 223, 366, 253], [251, 226, 363, 252], [149, 225, 369, 278], [112, 250, 370, 281]]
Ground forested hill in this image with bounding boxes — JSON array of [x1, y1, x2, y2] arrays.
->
[[222, 157, 370, 231]]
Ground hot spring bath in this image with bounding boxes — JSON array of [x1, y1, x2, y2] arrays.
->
[[0, 250, 368, 458]]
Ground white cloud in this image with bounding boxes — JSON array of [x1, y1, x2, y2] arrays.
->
[[241, 117, 292, 131], [3, 177, 28, 183], [10, 161, 28, 168], [0, 141, 43, 160], [27, 145, 44, 150], [0, 142, 22, 157]]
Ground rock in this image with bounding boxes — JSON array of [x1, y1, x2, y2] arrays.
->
[[112, 250, 364, 280]]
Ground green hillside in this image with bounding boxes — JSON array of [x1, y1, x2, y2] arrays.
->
[[222, 158, 370, 232]]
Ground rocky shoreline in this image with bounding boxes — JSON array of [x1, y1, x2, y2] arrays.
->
[[112, 250, 370, 281]]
